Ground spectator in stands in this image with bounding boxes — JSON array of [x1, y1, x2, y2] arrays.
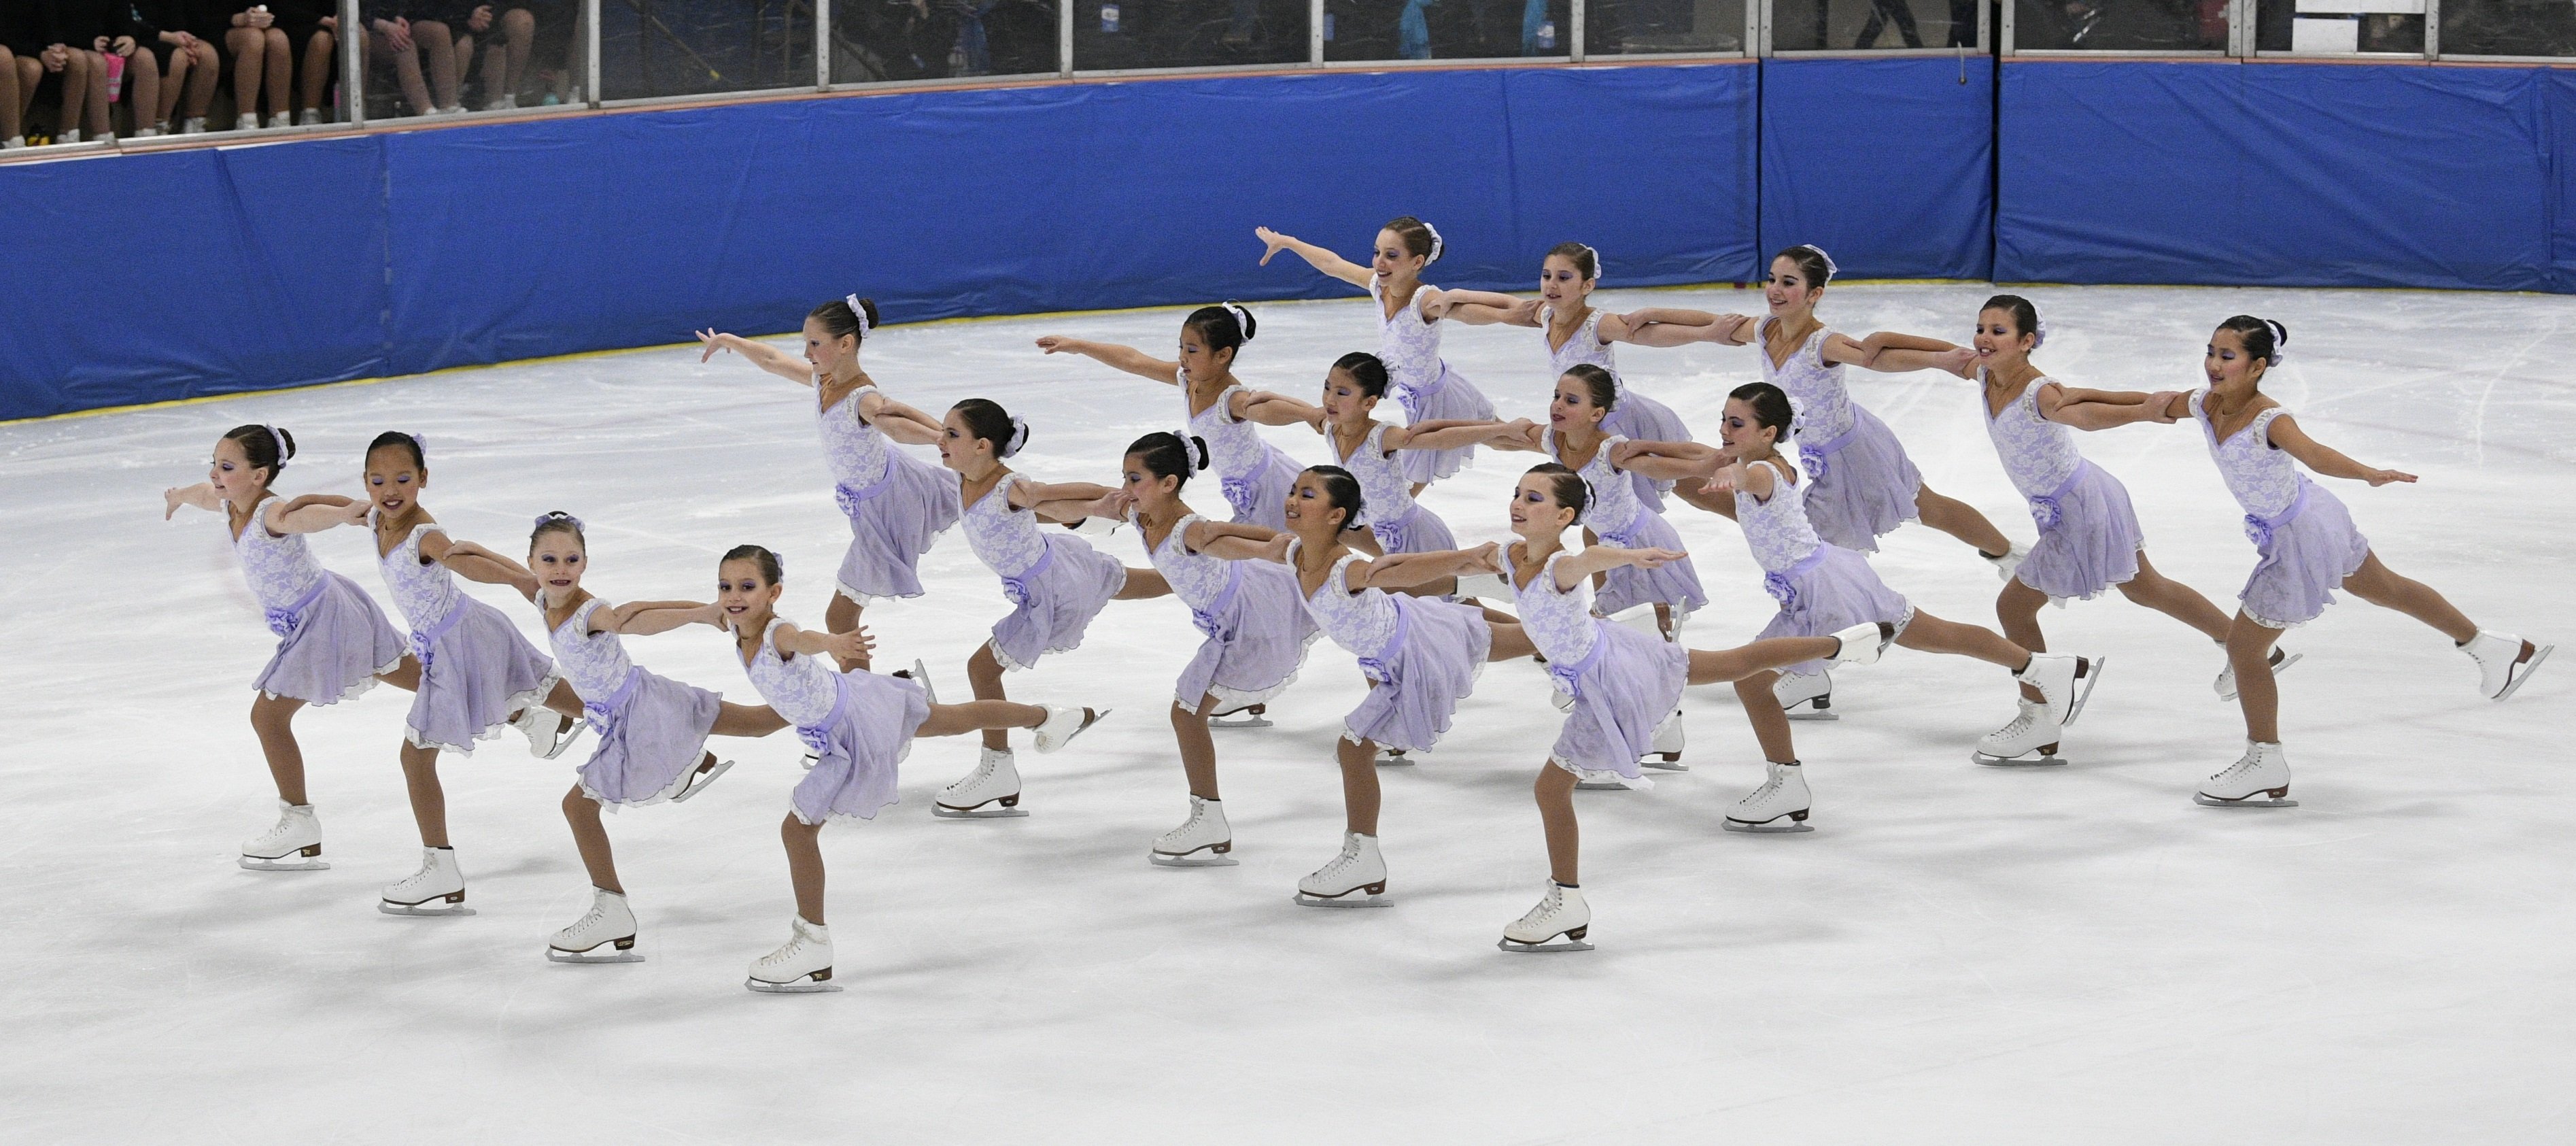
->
[[46, 0, 114, 143], [1857, 0, 1926, 48], [90, 0, 166, 135], [449, 4, 536, 109], [188, 1, 283, 128], [123, 1, 222, 133], [260, 0, 337, 124], [1, 2, 38, 147], [364, 1, 460, 114]]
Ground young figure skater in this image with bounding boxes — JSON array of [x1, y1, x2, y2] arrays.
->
[[629, 545, 1103, 991], [1067, 432, 1320, 865], [1854, 295, 2291, 764], [1437, 241, 1698, 471], [1302, 352, 1506, 577], [1256, 217, 1499, 487], [162, 424, 412, 873], [698, 296, 960, 671], [1638, 384, 2101, 831], [1477, 463, 1889, 951], [441, 511, 795, 963], [337, 431, 585, 915], [935, 399, 1131, 817], [1214, 466, 1539, 908], [1034, 303, 1313, 530], [2055, 316, 2550, 807]]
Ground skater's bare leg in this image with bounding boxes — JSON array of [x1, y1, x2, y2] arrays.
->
[[2341, 552, 2477, 643], [2226, 611, 2286, 743], [710, 701, 789, 737], [780, 813, 825, 926], [1914, 484, 2013, 557], [1175, 695, 1220, 800], [824, 592, 870, 672], [1683, 636, 1840, 686], [918, 698, 1048, 738], [1485, 621, 1537, 662], [1998, 579, 2051, 702], [1337, 736, 1381, 835], [1895, 610, 2027, 669], [1112, 568, 1171, 600], [374, 655, 422, 692], [1536, 764, 1579, 886], [562, 783, 621, 894], [1734, 670, 1799, 764], [2116, 551, 2235, 641], [966, 643, 1011, 751], [249, 693, 310, 805], [399, 741, 447, 847]]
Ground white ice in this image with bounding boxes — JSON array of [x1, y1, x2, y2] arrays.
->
[[4, 284, 2573, 1144]]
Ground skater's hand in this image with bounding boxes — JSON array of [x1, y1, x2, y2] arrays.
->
[[1689, 473, 1735, 499], [2142, 391, 2185, 423], [695, 328, 734, 361], [1034, 335, 1076, 354], [1086, 490, 1133, 520], [1624, 546, 1686, 569], [468, 5, 494, 32], [2365, 467, 2417, 486], [162, 487, 190, 519], [821, 628, 875, 663], [1253, 226, 1292, 265], [1463, 541, 1504, 575]]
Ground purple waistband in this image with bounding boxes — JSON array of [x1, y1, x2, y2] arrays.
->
[[1545, 620, 1613, 698], [794, 673, 854, 756], [1392, 364, 1452, 420], [582, 666, 642, 732], [2027, 460, 2094, 533], [833, 467, 896, 516], [264, 576, 330, 639], [2243, 478, 2314, 553], [1369, 503, 1429, 552], [407, 597, 468, 669], [1188, 562, 1246, 638], [1796, 423, 1858, 481], [1355, 595, 1413, 683], [999, 537, 1057, 607], [1762, 547, 1832, 613]]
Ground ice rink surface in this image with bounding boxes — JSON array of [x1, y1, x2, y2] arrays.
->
[[5, 283, 2573, 1144]]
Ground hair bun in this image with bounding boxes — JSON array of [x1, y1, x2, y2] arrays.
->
[[1189, 435, 1212, 473], [1003, 416, 1031, 458]]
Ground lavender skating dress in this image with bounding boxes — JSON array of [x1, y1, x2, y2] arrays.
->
[[741, 618, 927, 826], [1186, 379, 1303, 530], [234, 496, 407, 705], [820, 386, 961, 604], [1374, 281, 1497, 486], [1758, 318, 1923, 553], [377, 521, 560, 754], [551, 598, 723, 807], [963, 473, 1128, 671], [1329, 422, 1459, 556], [1737, 460, 1913, 679], [1292, 540, 1492, 752], [1505, 546, 1686, 780], [1542, 305, 1687, 502], [1543, 428, 1707, 619], [1144, 510, 1319, 710], [2191, 390, 2371, 628], [1985, 377, 2144, 601]]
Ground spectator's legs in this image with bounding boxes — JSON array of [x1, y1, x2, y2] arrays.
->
[[371, 28, 434, 114], [182, 40, 220, 120], [82, 50, 111, 137], [260, 27, 290, 121], [414, 21, 458, 109], [125, 50, 162, 132], [227, 26, 269, 124], [453, 33, 475, 105], [500, 9, 534, 99], [59, 49, 95, 138], [0, 47, 20, 141], [298, 29, 335, 118], [1887, 0, 1925, 46], [156, 44, 188, 126]]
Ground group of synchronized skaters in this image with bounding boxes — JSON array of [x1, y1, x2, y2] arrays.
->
[[164, 218, 2555, 991]]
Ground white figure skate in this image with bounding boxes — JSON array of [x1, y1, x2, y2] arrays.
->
[[1498, 882, 1593, 952], [2213, 647, 2300, 702], [1150, 796, 1237, 866], [1209, 701, 1271, 729], [1830, 621, 1896, 666], [1574, 767, 1654, 792], [1775, 669, 1837, 721], [513, 703, 582, 760], [668, 756, 734, 803], [2462, 630, 2552, 701], [1374, 746, 1415, 766], [548, 888, 642, 963], [1294, 832, 1391, 907], [891, 658, 935, 705], [379, 847, 473, 915], [745, 917, 841, 992], [933, 748, 1027, 818], [1033, 706, 1107, 753], [2016, 654, 2107, 727], [239, 800, 328, 871], [1723, 761, 1814, 833], [1640, 707, 1687, 771], [1973, 699, 2067, 766], [1984, 541, 2031, 582], [2195, 741, 2297, 807]]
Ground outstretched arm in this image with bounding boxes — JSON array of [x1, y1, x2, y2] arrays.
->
[[2049, 388, 2188, 431], [1235, 389, 1324, 428], [2269, 415, 2417, 486], [1033, 335, 1183, 386], [162, 482, 224, 520], [1254, 227, 1373, 290], [1435, 291, 1539, 327], [1358, 542, 1505, 590], [1618, 308, 1754, 346], [1609, 439, 1725, 482], [1854, 331, 1977, 376], [426, 535, 540, 594], [270, 495, 371, 535], [618, 601, 727, 635], [770, 620, 876, 664], [1551, 544, 1687, 590], [853, 390, 946, 445], [695, 330, 817, 386], [1384, 418, 1528, 454], [1186, 520, 1284, 561]]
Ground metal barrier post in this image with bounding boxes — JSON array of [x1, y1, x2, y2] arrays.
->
[[1571, 0, 1586, 61], [586, 0, 604, 105], [341, 0, 364, 124], [1311, 0, 1325, 64], [1061, 0, 1076, 74], [816, 0, 832, 88]]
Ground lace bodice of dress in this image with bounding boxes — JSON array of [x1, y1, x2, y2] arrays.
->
[[1292, 541, 1400, 656], [231, 496, 325, 611], [1734, 459, 1825, 573], [2191, 389, 2302, 518], [1983, 376, 2084, 498], [961, 473, 1047, 577], [1757, 318, 1853, 441], [742, 617, 838, 727], [376, 520, 460, 628], [1505, 545, 1598, 667], [548, 599, 634, 698]]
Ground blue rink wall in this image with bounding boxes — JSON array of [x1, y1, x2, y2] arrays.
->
[[5, 56, 2576, 420]]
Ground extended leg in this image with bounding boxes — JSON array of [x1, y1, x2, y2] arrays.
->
[[2339, 552, 2477, 643], [710, 701, 791, 737], [1536, 764, 1578, 886], [917, 698, 1048, 737], [248, 692, 312, 805], [1683, 635, 1843, 685], [1112, 567, 1171, 600], [781, 813, 825, 925], [1914, 483, 2013, 558], [562, 783, 621, 894], [2114, 550, 2235, 641]]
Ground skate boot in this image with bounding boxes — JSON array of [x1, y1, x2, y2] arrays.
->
[[1033, 706, 1107, 753], [1775, 669, 1837, 720], [1983, 541, 2031, 582], [1575, 768, 1654, 792], [890, 658, 935, 705], [1294, 832, 1391, 907], [512, 703, 582, 760], [2213, 646, 2301, 702], [1498, 882, 1593, 952], [1641, 707, 1687, 771], [1149, 796, 1237, 866], [2462, 630, 2553, 701], [1375, 747, 1415, 766], [1830, 621, 1897, 667], [1723, 761, 1814, 833], [1209, 701, 1271, 729], [547, 888, 642, 963], [745, 917, 841, 992], [668, 756, 734, 803], [933, 748, 1027, 818], [239, 800, 328, 871], [1972, 700, 2066, 766], [2014, 654, 2106, 727], [2195, 741, 2297, 807], [379, 847, 472, 915]]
